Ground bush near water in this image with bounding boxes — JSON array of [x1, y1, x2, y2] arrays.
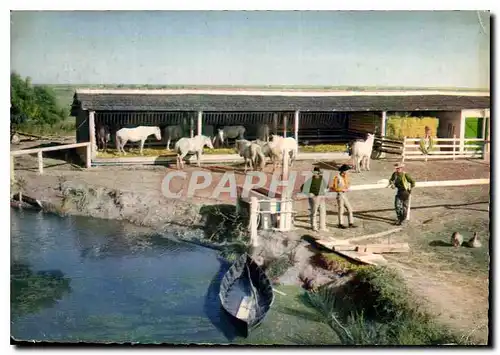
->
[[10, 72, 70, 135], [386, 116, 439, 139]]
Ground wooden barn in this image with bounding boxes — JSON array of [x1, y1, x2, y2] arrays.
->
[[70, 88, 490, 160]]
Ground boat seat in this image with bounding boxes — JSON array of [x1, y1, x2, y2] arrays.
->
[[236, 296, 255, 321]]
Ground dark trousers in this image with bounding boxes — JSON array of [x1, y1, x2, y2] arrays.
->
[[395, 190, 410, 222]]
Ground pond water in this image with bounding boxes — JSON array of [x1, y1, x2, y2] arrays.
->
[[10, 209, 242, 344]]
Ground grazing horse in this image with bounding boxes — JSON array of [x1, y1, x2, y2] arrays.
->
[[214, 126, 246, 147], [252, 139, 278, 170], [235, 139, 265, 172], [164, 125, 184, 150], [96, 124, 111, 152], [255, 124, 270, 142], [351, 133, 375, 173], [268, 135, 299, 168], [115, 126, 162, 155], [174, 135, 214, 169]]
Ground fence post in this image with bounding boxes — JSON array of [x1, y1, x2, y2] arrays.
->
[[452, 135, 456, 160], [250, 196, 259, 247], [37, 151, 43, 175], [482, 138, 487, 161], [401, 136, 407, 163], [10, 155, 15, 182], [86, 143, 92, 168]]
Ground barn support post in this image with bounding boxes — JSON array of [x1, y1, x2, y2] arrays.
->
[[197, 111, 203, 137], [294, 110, 299, 143], [273, 113, 278, 135], [190, 114, 194, 138], [283, 114, 288, 137], [380, 111, 387, 136], [380, 111, 387, 158], [88, 110, 97, 159]]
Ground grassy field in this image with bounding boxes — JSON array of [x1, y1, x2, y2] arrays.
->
[[15, 118, 76, 137]]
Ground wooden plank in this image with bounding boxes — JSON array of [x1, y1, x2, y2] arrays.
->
[[345, 228, 402, 243], [11, 142, 91, 156], [356, 243, 409, 254], [334, 250, 388, 266]]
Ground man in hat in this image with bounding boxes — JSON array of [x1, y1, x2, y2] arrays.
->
[[300, 167, 329, 231], [330, 164, 355, 229], [388, 162, 416, 225]]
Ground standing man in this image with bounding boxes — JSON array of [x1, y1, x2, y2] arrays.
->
[[330, 164, 356, 229], [300, 167, 329, 232], [388, 162, 416, 225]]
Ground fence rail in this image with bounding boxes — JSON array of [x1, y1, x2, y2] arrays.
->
[[401, 135, 488, 162], [11, 142, 92, 181]]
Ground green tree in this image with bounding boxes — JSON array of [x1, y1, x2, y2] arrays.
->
[[10, 71, 67, 128]]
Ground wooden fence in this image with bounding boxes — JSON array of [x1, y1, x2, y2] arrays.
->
[[402, 136, 487, 162], [11, 142, 92, 181]]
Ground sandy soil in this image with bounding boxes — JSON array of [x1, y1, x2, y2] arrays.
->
[[11, 138, 491, 343]]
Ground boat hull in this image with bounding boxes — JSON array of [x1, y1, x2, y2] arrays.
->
[[218, 253, 274, 337]]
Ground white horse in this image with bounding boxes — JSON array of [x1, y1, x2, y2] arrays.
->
[[268, 135, 299, 169], [351, 133, 375, 173], [174, 135, 214, 169], [115, 126, 162, 155], [235, 139, 265, 172]]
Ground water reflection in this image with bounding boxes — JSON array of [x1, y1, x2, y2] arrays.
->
[[10, 209, 230, 343], [204, 258, 240, 341], [11, 262, 71, 319]]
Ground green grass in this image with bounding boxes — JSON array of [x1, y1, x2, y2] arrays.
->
[[300, 266, 471, 345], [15, 118, 75, 137], [235, 285, 339, 345]]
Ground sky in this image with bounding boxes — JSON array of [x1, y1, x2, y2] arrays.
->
[[10, 10, 490, 88]]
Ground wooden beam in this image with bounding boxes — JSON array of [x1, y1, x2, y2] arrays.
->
[[294, 110, 299, 143], [348, 178, 489, 192], [250, 196, 259, 246], [345, 228, 402, 243], [88, 110, 97, 159], [283, 114, 287, 137], [197, 111, 203, 136], [356, 243, 409, 254], [11, 142, 91, 156], [330, 243, 409, 253], [37, 151, 43, 175], [190, 115, 194, 138], [10, 155, 15, 182], [86, 142, 92, 169], [334, 250, 388, 266]]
